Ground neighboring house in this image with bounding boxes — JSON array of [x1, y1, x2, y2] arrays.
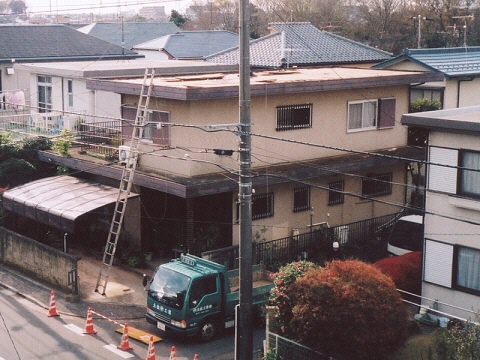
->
[[402, 105, 480, 320], [77, 22, 179, 50], [29, 66, 441, 254], [132, 31, 239, 61], [0, 24, 142, 115], [205, 22, 392, 68], [373, 47, 480, 109], [12, 59, 236, 129]]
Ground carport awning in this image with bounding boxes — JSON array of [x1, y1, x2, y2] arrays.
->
[[3, 176, 139, 233]]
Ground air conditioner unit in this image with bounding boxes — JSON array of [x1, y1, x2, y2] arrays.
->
[[119, 145, 131, 165]]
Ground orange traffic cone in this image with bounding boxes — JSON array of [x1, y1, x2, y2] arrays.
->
[[170, 346, 177, 360], [47, 291, 59, 317], [82, 307, 97, 334], [146, 336, 156, 360], [117, 323, 133, 351]]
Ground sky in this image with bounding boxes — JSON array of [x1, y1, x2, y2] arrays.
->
[[25, 0, 192, 15]]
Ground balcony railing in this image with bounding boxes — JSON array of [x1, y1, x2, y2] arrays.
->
[[79, 121, 122, 159], [0, 111, 84, 138]]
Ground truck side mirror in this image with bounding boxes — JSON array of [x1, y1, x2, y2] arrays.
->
[[142, 274, 148, 289]]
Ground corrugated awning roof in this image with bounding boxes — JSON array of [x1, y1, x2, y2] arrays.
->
[[3, 176, 138, 233]]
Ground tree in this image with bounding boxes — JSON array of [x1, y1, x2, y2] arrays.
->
[[281, 260, 409, 360], [8, 0, 26, 14], [170, 9, 188, 28]]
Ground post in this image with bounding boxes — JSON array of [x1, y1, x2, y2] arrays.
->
[[236, 0, 253, 358], [310, 207, 314, 239]]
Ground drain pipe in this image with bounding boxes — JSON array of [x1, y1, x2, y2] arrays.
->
[[457, 77, 473, 108]]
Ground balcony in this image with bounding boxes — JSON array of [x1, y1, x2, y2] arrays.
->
[[0, 110, 84, 139], [78, 120, 122, 159]]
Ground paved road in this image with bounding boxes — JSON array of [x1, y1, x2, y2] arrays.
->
[[0, 247, 266, 359]]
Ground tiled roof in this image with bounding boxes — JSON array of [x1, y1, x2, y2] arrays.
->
[[373, 47, 480, 77], [0, 24, 141, 63], [205, 22, 392, 67], [78, 22, 179, 50], [134, 30, 239, 59]]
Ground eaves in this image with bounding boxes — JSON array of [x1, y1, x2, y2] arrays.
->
[[87, 71, 444, 101]]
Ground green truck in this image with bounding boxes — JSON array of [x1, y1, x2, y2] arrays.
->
[[144, 254, 273, 342]]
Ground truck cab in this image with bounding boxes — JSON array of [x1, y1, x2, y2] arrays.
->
[[145, 254, 227, 341]]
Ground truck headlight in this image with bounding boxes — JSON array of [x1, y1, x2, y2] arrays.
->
[[171, 318, 187, 328], [147, 308, 155, 316]]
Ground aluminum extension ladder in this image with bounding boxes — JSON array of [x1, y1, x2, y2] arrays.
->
[[95, 68, 155, 295]]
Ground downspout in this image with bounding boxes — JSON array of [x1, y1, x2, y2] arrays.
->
[[61, 77, 65, 113], [457, 77, 473, 108]]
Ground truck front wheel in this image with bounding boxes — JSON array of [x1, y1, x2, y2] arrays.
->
[[197, 319, 218, 342]]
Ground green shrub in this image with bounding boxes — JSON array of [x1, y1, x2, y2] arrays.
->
[[433, 321, 480, 360], [287, 260, 409, 360], [268, 260, 318, 334], [410, 98, 442, 113]]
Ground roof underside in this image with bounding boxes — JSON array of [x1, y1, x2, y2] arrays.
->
[[3, 176, 138, 233], [38, 147, 424, 199]]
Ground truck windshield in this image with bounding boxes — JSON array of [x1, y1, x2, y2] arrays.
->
[[149, 267, 190, 309]]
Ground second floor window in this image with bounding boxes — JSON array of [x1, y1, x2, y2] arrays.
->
[[458, 150, 480, 198], [455, 246, 480, 294], [122, 106, 170, 146], [252, 192, 274, 220], [38, 75, 52, 113], [362, 173, 392, 197], [276, 104, 312, 131], [348, 99, 377, 131]]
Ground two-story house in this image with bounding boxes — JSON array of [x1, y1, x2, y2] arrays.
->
[[373, 47, 480, 109], [402, 105, 480, 320], [26, 67, 441, 254]]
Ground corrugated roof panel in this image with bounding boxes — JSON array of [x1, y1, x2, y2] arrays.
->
[[3, 176, 138, 233]]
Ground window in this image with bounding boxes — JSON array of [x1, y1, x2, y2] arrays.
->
[[458, 150, 480, 198], [122, 106, 170, 146], [38, 75, 52, 113], [293, 186, 310, 212], [410, 87, 443, 106], [67, 79, 73, 107], [328, 180, 344, 205], [252, 193, 274, 220], [189, 276, 217, 308], [362, 173, 392, 197], [455, 246, 480, 294], [276, 104, 312, 131], [348, 100, 377, 131]]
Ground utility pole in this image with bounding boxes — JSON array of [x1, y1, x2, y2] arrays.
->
[[453, 15, 474, 47], [412, 15, 426, 49], [236, 0, 252, 358]]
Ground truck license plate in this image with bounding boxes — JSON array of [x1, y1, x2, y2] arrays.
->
[[157, 322, 165, 331]]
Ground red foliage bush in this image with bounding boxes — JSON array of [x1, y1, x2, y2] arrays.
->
[[374, 251, 422, 295], [288, 260, 409, 360]]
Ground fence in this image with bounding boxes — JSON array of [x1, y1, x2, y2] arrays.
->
[[79, 120, 122, 158], [202, 213, 402, 271]]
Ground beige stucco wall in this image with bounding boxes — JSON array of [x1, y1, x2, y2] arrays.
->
[[423, 131, 480, 319], [129, 83, 411, 178], [231, 162, 405, 244]]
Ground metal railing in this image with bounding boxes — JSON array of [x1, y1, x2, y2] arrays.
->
[[202, 213, 403, 271], [266, 329, 330, 360], [79, 120, 122, 158]]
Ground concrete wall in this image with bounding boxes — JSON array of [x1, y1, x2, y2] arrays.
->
[[0, 227, 80, 293]]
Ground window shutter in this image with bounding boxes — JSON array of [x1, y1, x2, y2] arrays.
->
[[121, 106, 136, 141], [428, 146, 458, 194], [378, 98, 396, 128], [424, 239, 453, 288]]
